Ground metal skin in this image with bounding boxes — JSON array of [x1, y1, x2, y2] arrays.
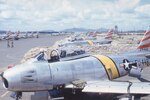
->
[[1, 50, 150, 92]]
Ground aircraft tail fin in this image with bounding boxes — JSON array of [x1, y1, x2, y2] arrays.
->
[[88, 32, 97, 37], [137, 26, 150, 50], [105, 29, 113, 39]]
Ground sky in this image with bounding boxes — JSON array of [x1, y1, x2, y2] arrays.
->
[[0, 0, 150, 31]]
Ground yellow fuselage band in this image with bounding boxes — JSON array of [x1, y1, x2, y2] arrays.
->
[[86, 40, 94, 46], [93, 55, 119, 79]]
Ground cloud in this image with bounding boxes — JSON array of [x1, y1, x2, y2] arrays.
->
[[135, 4, 150, 15], [0, 11, 14, 19], [115, 0, 140, 10], [0, 0, 149, 31]]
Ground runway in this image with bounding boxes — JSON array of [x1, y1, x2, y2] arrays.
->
[[0, 34, 65, 68]]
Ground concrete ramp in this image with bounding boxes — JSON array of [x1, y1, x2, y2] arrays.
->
[[31, 91, 49, 100]]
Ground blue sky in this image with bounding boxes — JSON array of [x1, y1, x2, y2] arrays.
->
[[0, 0, 150, 31]]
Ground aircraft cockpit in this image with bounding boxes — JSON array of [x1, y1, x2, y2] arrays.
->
[[34, 49, 89, 63]]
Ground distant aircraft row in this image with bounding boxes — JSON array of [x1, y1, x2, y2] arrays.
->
[[59, 29, 113, 47], [0, 32, 39, 41]]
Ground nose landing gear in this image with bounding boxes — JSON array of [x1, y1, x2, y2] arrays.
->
[[10, 92, 22, 100]]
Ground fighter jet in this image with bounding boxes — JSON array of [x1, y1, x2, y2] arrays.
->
[[0, 27, 150, 100], [69, 31, 97, 42], [59, 29, 113, 47], [26, 32, 39, 38], [0, 34, 7, 40]]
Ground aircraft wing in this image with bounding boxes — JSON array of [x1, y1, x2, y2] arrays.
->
[[82, 81, 150, 94]]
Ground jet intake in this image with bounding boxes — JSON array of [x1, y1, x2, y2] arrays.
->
[[0, 72, 9, 89], [3, 77, 9, 89]]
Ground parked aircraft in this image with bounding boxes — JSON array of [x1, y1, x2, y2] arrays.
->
[[0, 31, 39, 41], [0, 31, 21, 40], [69, 31, 97, 42], [0, 27, 150, 100], [27, 32, 39, 38], [60, 29, 113, 47]]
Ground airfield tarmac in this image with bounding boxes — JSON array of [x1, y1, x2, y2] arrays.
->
[[0, 34, 150, 100]]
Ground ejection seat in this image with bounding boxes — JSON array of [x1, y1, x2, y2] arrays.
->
[[48, 50, 60, 63]]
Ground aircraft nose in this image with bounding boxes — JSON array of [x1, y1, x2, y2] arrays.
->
[[1, 62, 53, 91], [1, 65, 21, 91]]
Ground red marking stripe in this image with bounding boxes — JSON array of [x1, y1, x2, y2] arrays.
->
[[138, 44, 150, 49], [145, 31, 150, 35], [107, 33, 112, 35], [106, 36, 112, 38], [141, 36, 150, 42]]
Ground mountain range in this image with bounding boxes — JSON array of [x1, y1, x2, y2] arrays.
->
[[0, 28, 145, 33], [61, 28, 108, 32]]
